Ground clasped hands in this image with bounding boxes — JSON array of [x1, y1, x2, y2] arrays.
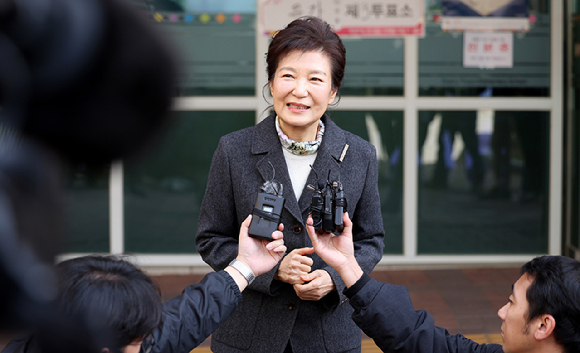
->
[[274, 214, 354, 301], [275, 246, 335, 300]]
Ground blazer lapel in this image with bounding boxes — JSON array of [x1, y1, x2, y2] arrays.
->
[[251, 114, 303, 222], [298, 114, 348, 214]]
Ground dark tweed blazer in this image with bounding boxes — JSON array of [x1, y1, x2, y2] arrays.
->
[[196, 113, 385, 353]]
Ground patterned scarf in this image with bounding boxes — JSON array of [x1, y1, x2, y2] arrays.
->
[[275, 116, 325, 156]]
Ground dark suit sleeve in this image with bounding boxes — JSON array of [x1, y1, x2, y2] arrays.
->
[[148, 271, 242, 353], [322, 143, 385, 307], [1, 336, 34, 353], [351, 144, 384, 274], [195, 137, 240, 272], [347, 278, 503, 353], [195, 133, 283, 297]]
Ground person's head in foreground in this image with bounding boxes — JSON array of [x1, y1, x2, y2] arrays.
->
[[498, 255, 580, 353], [57, 255, 161, 353]]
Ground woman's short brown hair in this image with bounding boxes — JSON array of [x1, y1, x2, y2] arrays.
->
[[266, 16, 346, 92]]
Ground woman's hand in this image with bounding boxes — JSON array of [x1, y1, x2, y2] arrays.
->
[[293, 269, 336, 301], [275, 247, 315, 284]]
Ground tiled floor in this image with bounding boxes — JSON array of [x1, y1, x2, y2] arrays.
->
[[155, 265, 521, 352], [369, 266, 521, 335], [0, 265, 521, 352]]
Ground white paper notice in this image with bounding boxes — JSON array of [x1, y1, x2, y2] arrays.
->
[[463, 31, 513, 69]]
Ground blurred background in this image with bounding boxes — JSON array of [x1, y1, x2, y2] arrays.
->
[[53, 0, 578, 268]]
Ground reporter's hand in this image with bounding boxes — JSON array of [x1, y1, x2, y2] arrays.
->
[[306, 212, 354, 270], [293, 269, 335, 301], [306, 212, 363, 288], [236, 215, 286, 277], [275, 247, 315, 285]]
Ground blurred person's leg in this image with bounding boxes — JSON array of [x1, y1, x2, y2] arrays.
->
[[483, 113, 513, 199]]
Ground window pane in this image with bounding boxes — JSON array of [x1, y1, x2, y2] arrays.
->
[[419, 2, 550, 97], [418, 110, 549, 254], [329, 111, 403, 254], [124, 111, 255, 253], [142, 0, 256, 96], [341, 38, 404, 96], [65, 164, 109, 252]]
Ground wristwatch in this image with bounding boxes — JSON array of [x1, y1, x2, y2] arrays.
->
[[228, 259, 255, 285]]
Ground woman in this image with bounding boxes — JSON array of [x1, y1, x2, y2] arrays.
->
[[196, 16, 384, 353]]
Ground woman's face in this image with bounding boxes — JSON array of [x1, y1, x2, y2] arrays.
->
[[270, 50, 337, 141]]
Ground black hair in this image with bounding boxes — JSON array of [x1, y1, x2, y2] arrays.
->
[[57, 255, 162, 349], [521, 256, 580, 353], [266, 16, 346, 92]]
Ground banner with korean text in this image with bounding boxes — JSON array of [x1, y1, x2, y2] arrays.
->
[[261, 0, 424, 37]]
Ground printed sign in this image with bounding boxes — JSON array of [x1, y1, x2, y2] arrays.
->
[[261, 0, 424, 37], [463, 31, 513, 68]]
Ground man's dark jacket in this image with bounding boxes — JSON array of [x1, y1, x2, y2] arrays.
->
[[346, 274, 504, 353], [1, 271, 241, 353]]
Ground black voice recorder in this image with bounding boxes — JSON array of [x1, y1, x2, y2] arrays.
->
[[308, 168, 347, 234], [248, 162, 285, 240], [249, 192, 285, 240]]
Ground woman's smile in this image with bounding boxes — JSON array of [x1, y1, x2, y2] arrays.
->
[[287, 103, 310, 111]]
